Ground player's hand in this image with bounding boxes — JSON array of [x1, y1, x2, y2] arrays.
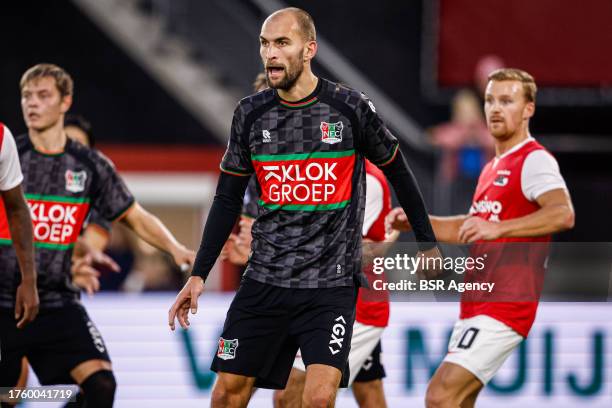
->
[[385, 207, 412, 234], [15, 277, 39, 329], [458, 217, 501, 243], [71, 251, 120, 296], [171, 245, 196, 274], [416, 246, 444, 279], [221, 234, 250, 266], [168, 276, 204, 331]]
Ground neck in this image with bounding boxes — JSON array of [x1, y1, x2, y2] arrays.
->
[[277, 70, 318, 102], [495, 125, 530, 157], [29, 119, 67, 153]]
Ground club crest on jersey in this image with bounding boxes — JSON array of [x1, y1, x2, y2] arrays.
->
[[65, 170, 87, 193], [217, 337, 239, 360], [493, 175, 509, 187], [320, 121, 344, 144]]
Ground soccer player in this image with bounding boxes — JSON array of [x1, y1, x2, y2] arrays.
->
[[169, 7, 440, 408], [0, 63, 195, 408], [387, 68, 574, 408]]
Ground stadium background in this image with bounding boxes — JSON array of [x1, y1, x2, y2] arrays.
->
[[1, 0, 611, 406]]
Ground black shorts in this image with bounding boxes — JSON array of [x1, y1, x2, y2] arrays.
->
[[0, 303, 110, 386], [353, 340, 386, 383], [211, 277, 358, 389]]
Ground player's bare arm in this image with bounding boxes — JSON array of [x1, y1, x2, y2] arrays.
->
[[386, 208, 469, 244], [120, 202, 196, 268], [458, 188, 574, 243], [1, 184, 38, 328]]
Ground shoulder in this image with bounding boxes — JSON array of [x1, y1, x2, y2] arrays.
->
[[319, 79, 370, 111], [236, 88, 277, 118], [66, 140, 116, 173]]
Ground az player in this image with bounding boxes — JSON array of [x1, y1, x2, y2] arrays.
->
[[169, 7, 440, 408], [0, 63, 195, 408], [387, 68, 574, 407]]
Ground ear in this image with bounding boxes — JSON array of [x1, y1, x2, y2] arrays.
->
[[303, 40, 317, 62], [60, 94, 73, 114], [523, 101, 535, 120]]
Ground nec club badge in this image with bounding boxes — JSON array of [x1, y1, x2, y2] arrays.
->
[[320, 121, 344, 144], [65, 170, 87, 193], [217, 337, 239, 360]]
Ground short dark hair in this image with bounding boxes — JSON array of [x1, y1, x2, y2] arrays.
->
[[20, 63, 74, 98], [64, 114, 95, 147]]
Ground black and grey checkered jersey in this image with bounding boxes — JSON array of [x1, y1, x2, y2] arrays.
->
[[221, 78, 399, 288], [241, 176, 260, 219], [0, 136, 134, 309]]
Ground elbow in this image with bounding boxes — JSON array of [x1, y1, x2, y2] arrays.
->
[[558, 207, 575, 231]]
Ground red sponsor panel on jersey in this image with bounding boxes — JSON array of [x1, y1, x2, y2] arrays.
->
[[0, 194, 90, 250], [461, 140, 551, 337], [252, 150, 354, 211]]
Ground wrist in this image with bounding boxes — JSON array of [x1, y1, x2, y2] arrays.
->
[[20, 274, 37, 284]]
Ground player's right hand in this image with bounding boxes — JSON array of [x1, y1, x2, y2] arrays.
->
[[15, 277, 39, 329], [168, 276, 205, 331], [385, 207, 412, 234]]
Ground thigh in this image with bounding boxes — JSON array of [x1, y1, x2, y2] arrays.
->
[[0, 311, 27, 387], [443, 314, 523, 385], [346, 323, 384, 385], [27, 305, 111, 385], [353, 339, 386, 384], [211, 278, 295, 389], [292, 285, 357, 388]]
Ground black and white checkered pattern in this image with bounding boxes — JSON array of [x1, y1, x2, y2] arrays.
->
[[223, 79, 399, 289], [0, 136, 134, 309]]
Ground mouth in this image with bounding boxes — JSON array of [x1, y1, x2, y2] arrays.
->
[[490, 117, 504, 124], [266, 66, 285, 80], [27, 112, 40, 121]]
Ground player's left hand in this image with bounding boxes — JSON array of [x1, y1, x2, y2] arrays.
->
[[417, 246, 444, 279], [168, 276, 204, 331], [458, 217, 502, 243], [71, 251, 120, 296]]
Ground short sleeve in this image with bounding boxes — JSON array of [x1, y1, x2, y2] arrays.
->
[[85, 209, 112, 232], [356, 94, 400, 166], [521, 150, 568, 201], [241, 176, 260, 218], [220, 105, 254, 176], [91, 152, 135, 221], [0, 125, 24, 191], [362, 173, 384, 238]]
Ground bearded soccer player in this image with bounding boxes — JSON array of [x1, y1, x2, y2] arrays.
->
[[169, 7, 440, 408], [387, 68, 574, 408], [0, 63, 195, 408]]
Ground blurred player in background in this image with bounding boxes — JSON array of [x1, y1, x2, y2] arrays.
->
[[170, 7, 440, 408], [221, 74, 393, 408], [387, 68, 574, 408], [0, 63, 195, 408]]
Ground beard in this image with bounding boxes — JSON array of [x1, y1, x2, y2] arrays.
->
[[266, 51, 304, 91]]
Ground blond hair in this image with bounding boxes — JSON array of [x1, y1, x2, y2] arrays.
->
[[487, 68, 537, 102], [20, 63, 74, 98]]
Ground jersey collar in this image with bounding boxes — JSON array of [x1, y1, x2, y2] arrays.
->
[[276, 78, 323, 109]]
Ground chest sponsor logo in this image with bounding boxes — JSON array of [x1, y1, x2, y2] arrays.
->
[[320, 121, 344, 144], [470, 197, 502, 222], [253, 150, 354, 210], [65, 170, 87, 193], [27, 196, 90, 248], [217, 338, 239, 360]]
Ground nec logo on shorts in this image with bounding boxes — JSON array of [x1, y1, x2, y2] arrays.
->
[[329, 315, 347, 355], [217, 337, 239, 360]]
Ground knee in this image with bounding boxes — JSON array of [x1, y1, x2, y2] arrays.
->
[[425, 383, 449, 408], [211, 385, 230, 407], [272, 390, 287, 408], [80, 370, 116, 407], [302, 386, 335, 408], [211, 376, 250, 408]]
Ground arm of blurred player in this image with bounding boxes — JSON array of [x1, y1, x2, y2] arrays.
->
[[386, 208, 468, 244], [2, 185, 38, 328], [458, 189, 574, 242], [120, 202, 195, 268]]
